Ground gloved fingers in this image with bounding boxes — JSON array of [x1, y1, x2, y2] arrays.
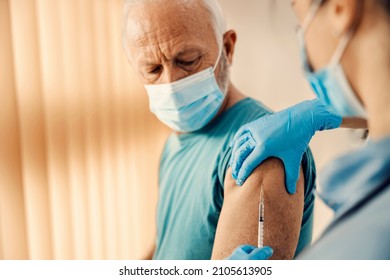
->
[[323, 111, 343, 130], [230, 126, 249, 147], [231, 138, 256, 181], [282, 153, 303, 194], [230, 132, 251, 167], [237, 244, 256, 254], [248, 246, 273, 260], [225, 245, 256, 260], [309, 98, 342, 130], [236, 146, 267, 186]]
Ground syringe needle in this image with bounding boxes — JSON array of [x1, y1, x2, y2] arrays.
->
[[258, 187, 264, 248]]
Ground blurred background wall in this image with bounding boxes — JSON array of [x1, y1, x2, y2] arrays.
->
[[0, 0, 365, 259], [0, 0, 170, 260]]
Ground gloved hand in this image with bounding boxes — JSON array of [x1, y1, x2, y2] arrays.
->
[[226, 245, 273, 260], [230, 99, 342, 194]]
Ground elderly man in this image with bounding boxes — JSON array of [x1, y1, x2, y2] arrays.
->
[[122, 0, 316, 260]]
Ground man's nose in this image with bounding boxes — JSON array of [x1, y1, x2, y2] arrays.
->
[[160, 67, 188, 84]]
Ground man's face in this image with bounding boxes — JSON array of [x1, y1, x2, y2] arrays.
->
[[124, 0, 224, 86]]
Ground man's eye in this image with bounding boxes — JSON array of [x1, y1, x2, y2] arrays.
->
[[176, 57, 200, 68], [149, 66, 162, 74]]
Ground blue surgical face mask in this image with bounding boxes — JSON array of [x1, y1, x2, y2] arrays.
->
[[145, 47, 225, 133], [299, 0, 367, 118]]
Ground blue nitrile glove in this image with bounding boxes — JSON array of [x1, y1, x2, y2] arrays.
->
[[226, 245, 273, 260], [230, 99, 342, 194]]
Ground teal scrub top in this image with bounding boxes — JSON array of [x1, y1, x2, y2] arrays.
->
[[153, 98, 316, 260]]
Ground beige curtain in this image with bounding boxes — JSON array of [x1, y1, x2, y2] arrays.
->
[[0, 0, 169, 260]]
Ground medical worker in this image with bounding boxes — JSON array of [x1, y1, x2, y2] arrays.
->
[[228, 0, 390, 259]]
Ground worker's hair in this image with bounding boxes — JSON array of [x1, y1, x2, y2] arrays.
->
[[122, 0, 227, 57]]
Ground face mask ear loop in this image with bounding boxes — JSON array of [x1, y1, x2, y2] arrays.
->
[[301, 0, 323, 34], [213, 38, 224, 72], [301, 0, 353, 68], [329, 30, 354, 67], [330, 0, 364, 66]]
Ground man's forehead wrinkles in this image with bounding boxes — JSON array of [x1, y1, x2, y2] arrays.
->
[[133, 31, 186, 48], [131, 22, 189, 46]]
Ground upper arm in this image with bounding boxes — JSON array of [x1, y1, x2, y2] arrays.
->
[[211, 158, 304, 259]]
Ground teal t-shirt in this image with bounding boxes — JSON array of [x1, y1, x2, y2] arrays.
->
[[153, 98, 316, 260]]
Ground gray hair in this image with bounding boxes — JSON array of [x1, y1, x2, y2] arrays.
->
[[122, 0, 227, 56]]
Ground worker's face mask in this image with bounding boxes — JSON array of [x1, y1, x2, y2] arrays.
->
[[298, 0, 367, 118], [144, 46, 225, 133]]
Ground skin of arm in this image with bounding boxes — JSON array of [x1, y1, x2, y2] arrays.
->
[[341, 117, 368, 129], [211, 158, 304, 260]]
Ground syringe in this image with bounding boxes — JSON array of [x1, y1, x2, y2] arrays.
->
[[258, 188, 264, 248]]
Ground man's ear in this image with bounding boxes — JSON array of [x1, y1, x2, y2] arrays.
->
[[223, 30, 237, 65], [328, 0, 363, 37]]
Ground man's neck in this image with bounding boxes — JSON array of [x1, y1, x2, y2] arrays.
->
[[217, 83, 246, 116]]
